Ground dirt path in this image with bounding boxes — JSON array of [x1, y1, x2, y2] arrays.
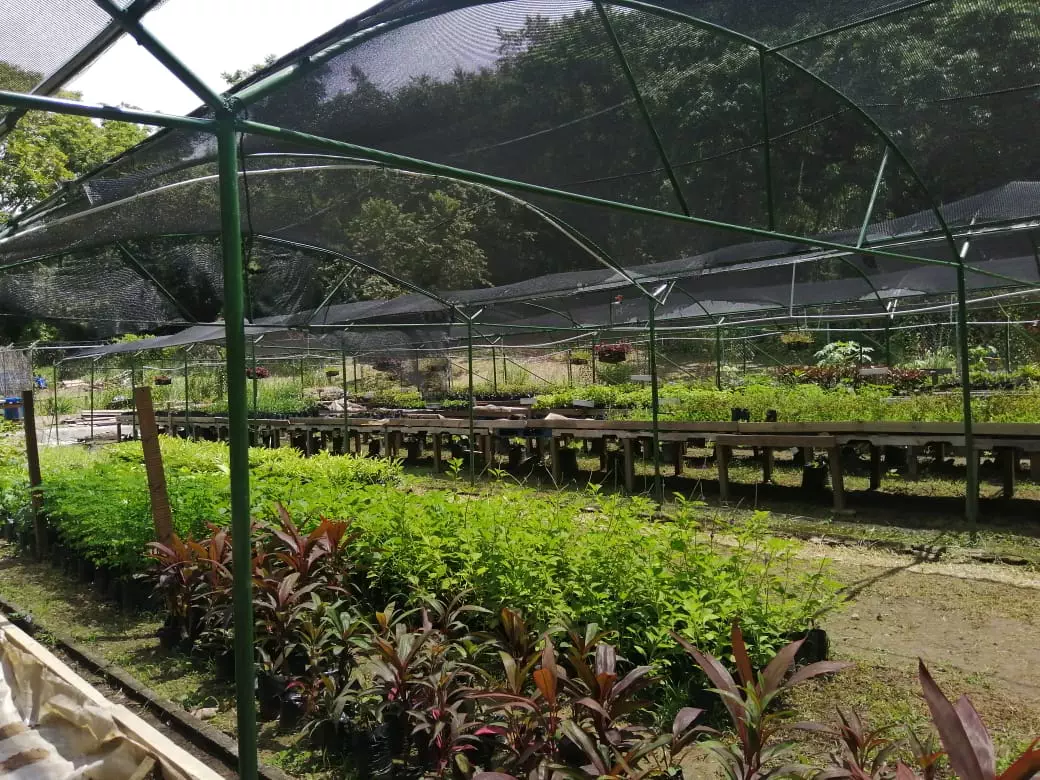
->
[[786, 540, 1040, 759]]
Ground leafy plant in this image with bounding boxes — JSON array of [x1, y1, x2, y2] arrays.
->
[[671, 623, 851, 780]]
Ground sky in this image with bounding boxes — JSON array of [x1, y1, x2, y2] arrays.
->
[[69, 0, 380, 115]]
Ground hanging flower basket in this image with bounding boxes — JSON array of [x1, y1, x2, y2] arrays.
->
[[780, 330, 814, 347], [596, 342, 631, 364], [246, 366, 270, 379], [153, 375, 172, 386]]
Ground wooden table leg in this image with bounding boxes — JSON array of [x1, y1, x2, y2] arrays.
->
[[549, 436, 561, 484], [761, 446, 773, 483], [717, 444, 732, 502], [869, 444, 882, 490], [673, 441, 685, 476], [828, 445, 846, 512], [906, 445, 919, 480], [482, 434, 494, 469], [622, 438, 635, 494], [1031, 453, 1040, 482], [1001, 448, 1017, 499], [432, 432, 442, 472]]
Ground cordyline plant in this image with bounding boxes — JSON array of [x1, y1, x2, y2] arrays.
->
[[670, 623, 852, 780], [896, 661, 1040, 780]]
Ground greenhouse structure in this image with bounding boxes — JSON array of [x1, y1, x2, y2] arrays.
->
[[1, 0, 1038, 776]]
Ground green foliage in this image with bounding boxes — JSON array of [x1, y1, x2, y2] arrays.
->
[[814, 341, 874, 367], [0, 77, 148, 222], [536, 380, 1040, 424], [18, 438, 401, 574]]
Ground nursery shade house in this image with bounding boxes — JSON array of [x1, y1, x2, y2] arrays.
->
[[1, 0, 1039, 774]]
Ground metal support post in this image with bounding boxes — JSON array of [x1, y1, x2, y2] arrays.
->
[[130, 356, 138, 440], [183, 346, 191, 428], [466, 317, 476, 484], [1005, 315, 1012, 373], [250, 338, 259, 416], [52, 359, 60, 441], [216, 118, 259, 780], [954, 247, 979, 530], [648, 294, 664, 503], [590, 335, 597, 384], [715, 325, 723, 390], [491, 346, 498, 394], [341, 345, 350, 454], [89, 360, 95, 442], [353, 357, 359, 393]]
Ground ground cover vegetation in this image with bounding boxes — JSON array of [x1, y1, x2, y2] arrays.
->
[[0, 433, 1037, 777]]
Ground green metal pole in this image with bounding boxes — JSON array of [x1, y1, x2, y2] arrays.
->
[[502, 350, 508, 385], [183, 347, 190, 428], [89, 360, 95, 443], [491, 346, 498, 394], [758, 51, 775, 230], [591, 335, 598, 384], [1005, 316, 1012, 374], [648, 298, 663, 503], [250, 339, 258, 416], [216, 118, 259, 780], [52, 359, 59, 441], [885, 322, 892, 367], [353, 357, 359, 393], [341, 345, 350, 455], [954, 254, 978, 530], [467, 318, 476, 485], [715, 326, 723, 390], [129, 357, 137, 439], [299, 357, 305, 394], [567, 349, 573, 386]]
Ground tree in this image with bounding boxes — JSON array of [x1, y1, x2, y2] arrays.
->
[[221, 54, 278, 86], [0, 62, 150, 224]]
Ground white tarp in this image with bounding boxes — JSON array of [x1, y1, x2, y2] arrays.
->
[[0, 613, 223, 779]]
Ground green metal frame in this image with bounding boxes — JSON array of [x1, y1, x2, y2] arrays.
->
[[1, 2, 1028, 770]]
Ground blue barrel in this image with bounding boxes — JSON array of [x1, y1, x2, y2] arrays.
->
[[3, 397, 22, 421]]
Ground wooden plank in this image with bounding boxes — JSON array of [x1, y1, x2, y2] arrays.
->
[[133, 387, 175, 546], [21, 391, 45, 558], [621, 438, 635, 494], [828, 446, 846, 513], [869, 444, 882, 491], [715, 434, 837, 448], [717, 444, 732, 502]]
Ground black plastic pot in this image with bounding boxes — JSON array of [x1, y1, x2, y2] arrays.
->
[[256, 672, 285, 722], [279, 691, 306, 731], [801, 464, 829, 494], [214, 649, 235, 681]]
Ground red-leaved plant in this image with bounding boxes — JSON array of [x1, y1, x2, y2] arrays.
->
[[896, 660, 1040, 780], [671, 623, 851, 780]]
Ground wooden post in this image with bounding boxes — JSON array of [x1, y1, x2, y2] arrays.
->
[[133, 387, 174, 546], [828, 445, 846, 513], [761, 446, 774, 483], [906, 445, 920, 480], [673, 441, 685, 476], [622, 438, 635, 494], [1030, 453, 1040, 482], [1000, 448, 1016, 499], [432, 432, 443, 472], [717, 444, 732, 502], [869, 444, 882, 490], [21, 391, 46, 558], [549, 436, 561, 484], [481, 434, 493, 469]]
